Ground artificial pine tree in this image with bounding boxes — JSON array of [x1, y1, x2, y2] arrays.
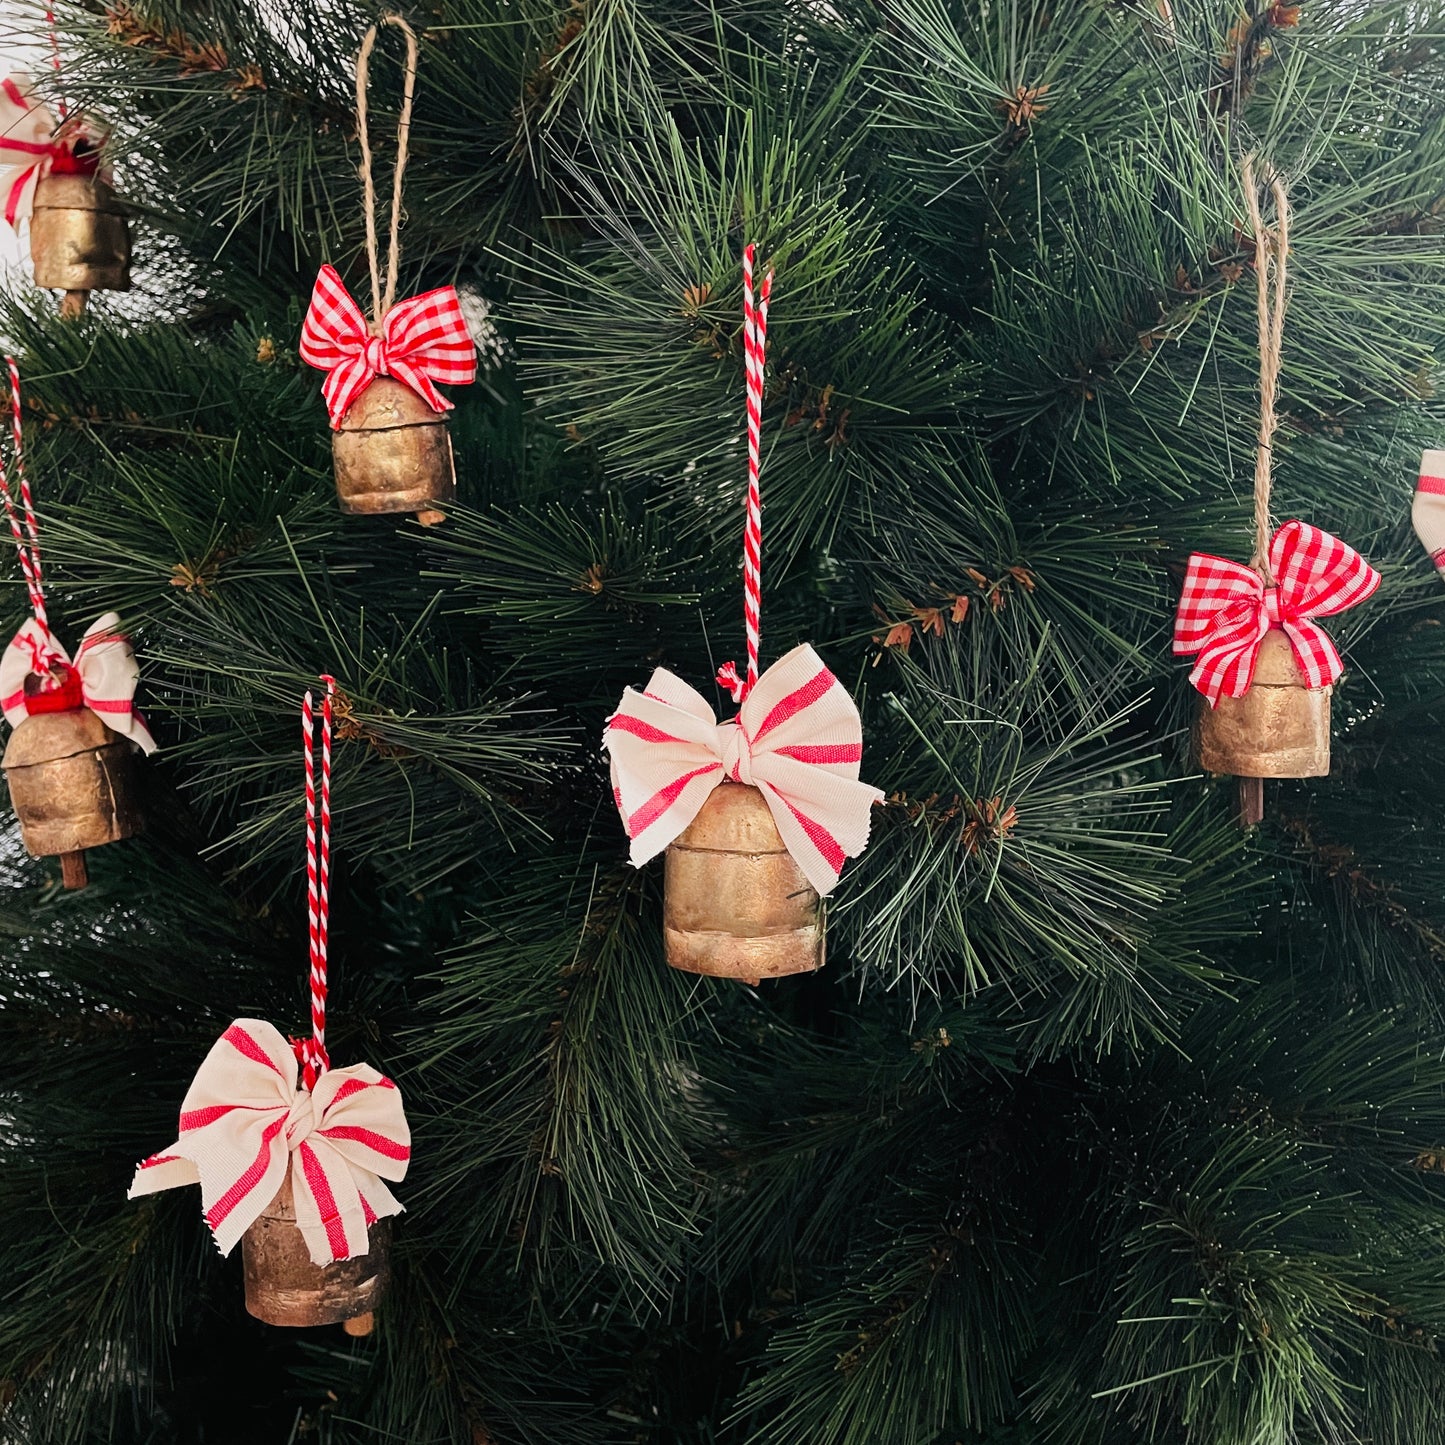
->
[[3, 1, 1445, 1442]]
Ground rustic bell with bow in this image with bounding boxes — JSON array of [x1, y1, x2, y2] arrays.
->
[[663, 781, 823, 984], [604, 249, 881, 983], [0, 75, 131, 317], [128, 685, 411, 1335], [298, 20, 475, 526]]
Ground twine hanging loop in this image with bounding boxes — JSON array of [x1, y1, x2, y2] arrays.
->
[[355, 13, 419, 330], [1242, 153, 1291, 583]]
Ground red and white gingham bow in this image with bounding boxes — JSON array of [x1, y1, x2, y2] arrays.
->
[[128, 1018, 410, 1265], [298, 263, 476, 429], [605, 643, 883, 896], [1173, 520, 1380, 707], [0, 73, 106, 229], [0, 612, 156, 752]]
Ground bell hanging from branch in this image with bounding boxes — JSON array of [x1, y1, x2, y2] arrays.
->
[[29, 170, 131, 319], [664, 781, 824, 986], [1173, 158, 1379, 828], [332, 375, 456, 524], [0, 76, 131, 319], [242, 1176, 392, 1335], [3, 699, 144, 889], [298, 18, 476, 527]]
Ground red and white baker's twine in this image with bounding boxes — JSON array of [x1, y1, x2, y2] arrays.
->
[[301, 677, 335, 1089], [44, 5, 66, 119], [0, 358, 51, 657], [717, 244, 773, 704]]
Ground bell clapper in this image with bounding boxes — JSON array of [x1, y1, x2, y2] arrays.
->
[[1237, 777, 1264, 829], [59, 850, 88, 890], [59, 291, 89, 320], [414, 509, 447, 527], [342, 1312, 375, 1337]]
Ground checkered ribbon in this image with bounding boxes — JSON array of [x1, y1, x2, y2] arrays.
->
[[1173, 520, 1380, 706], [0, 72, 105, 229], [128, 1019, 410, 1266], [298, 263, 476, 429], [605, 643, 883, 896], [0, 613, 156, 751]]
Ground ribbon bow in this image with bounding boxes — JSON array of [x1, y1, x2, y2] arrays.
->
[[1173, 519, 1380, 707], [0, 73, 106, 229], [128, 1018, 411, 1265], [604, 643, 883, 896], [0, 612, 156, 752], [298, 263, 477, 429]]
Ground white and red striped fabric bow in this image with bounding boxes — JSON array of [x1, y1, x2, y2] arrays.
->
[[299, 263, 476, 429], [606, 643, 883, 896], [1174, 519, 1380, 706], [0, 73, 106, 228], [128, 1019, 410, 1265], [0, 613, 155, 751]]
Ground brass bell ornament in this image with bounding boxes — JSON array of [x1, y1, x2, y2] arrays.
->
[[242, 1175, 391, 1335], [333, 376, 456, 524], [298, 18, 477, 527], [1194, 629, 1330, 781], [3, 704, 143, 889], [664, 781, 824, 985], [30, 172, 131, 318]]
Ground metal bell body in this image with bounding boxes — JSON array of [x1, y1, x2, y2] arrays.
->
[[333, 376, 456, 518], [1194, 629, 1330, 778], [241, 1174, 391, 1332], [663, 781, 823, 985], [29, 174, 131, 294], [2, 707, 142, 858]]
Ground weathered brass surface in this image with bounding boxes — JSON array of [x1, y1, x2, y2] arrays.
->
[[3, 709, 142, 873], [30, 174, 131, 295], [241, 1174, 391, 1330], [1194, 629, 1330, 779], [663, 781, 823, 984], [333, 376, 456, 519]]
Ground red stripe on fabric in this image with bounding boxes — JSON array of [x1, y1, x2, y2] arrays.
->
[[3, 140, 51, 158], [626, 763, 717, 838], [774, 743, 862, 765], [781, 795, 846, 876], [221, 1022, 284, 1076], [179, 1103, 269, 1131], [316, 1124, 411, 1162], [1, 77, 29, 109], [139, 1153, 180, 1168], [328, 1076, 375, 1107], [204, 1117, 284, 1229], [83, 695, 130, 713], [1418, 474, 1445, 496], [751, 667, 835, 742], [5, 167, 33, 228], [362, 1196, 378, 1226], [298, 1140, 350, 1260], [607, 713, 687, 745]]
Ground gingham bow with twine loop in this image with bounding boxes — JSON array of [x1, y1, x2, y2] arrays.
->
[[297, 15, 476, 429], [0, 357, 154, 750], [128, 679, 411, 1266], [0, 72, 105, 229], [1173, 520, 1381, 707], [1171, 156, 1380, 711], [603, 245, 882, 897]]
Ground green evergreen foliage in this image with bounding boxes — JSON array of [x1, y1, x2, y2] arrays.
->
[[2, 0, 1445, 1440]]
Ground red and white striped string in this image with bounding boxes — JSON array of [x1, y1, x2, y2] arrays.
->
[[0, 358, 52, 661], [717, 244, 772, 704], [44, 6, 67, 120], [301, 676, 335, 1090]]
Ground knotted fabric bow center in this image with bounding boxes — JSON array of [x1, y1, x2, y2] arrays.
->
[[718, 719, 754, 785], [362, 334, 388, 376], [284, 1091, 319, 1152]]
